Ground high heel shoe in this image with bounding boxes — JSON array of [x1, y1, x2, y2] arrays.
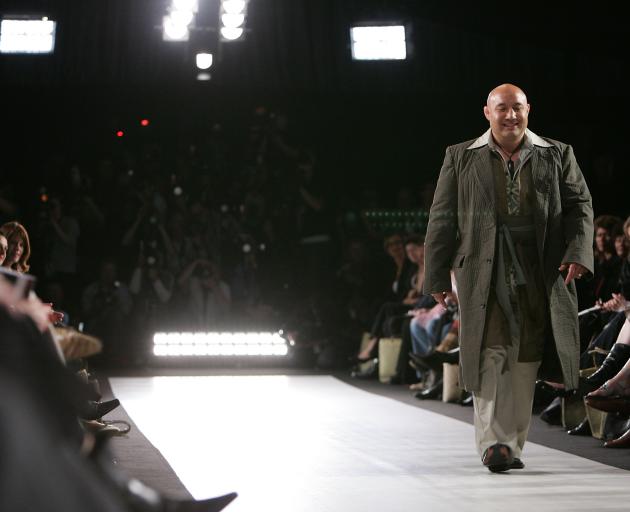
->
[[567, 417, 591, 436], [414, 378, 443, 400], [79, 399, 121, 421], [604, 427, 630, 448], [585, 395, 630, 414]]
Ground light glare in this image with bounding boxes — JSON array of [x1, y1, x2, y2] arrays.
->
[[163, 15, 190, 41], [222, 0, 246, 14], [350, 25, 407, 61], [0, 18, 56, 54], [220, 27, 243, 40], [195, 52, 213, 69], [221, 13, 245, 28], [152, 331, 289, 357]]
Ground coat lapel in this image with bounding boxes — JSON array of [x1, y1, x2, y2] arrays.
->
[[470, 147, 496, 212]]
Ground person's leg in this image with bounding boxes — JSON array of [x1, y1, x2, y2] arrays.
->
[[586, 318, 630, 391], [511, 360, 542, 458], [473, 346, 516, 457]]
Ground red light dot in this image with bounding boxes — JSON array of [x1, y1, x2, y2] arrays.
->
[[140, 119, 150, 126], [116, 130, 124, 137]]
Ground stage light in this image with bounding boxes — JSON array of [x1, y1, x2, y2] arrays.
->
[[219, 0, 248, 41], [0, 17, 56, 54], [153, 332, 289, 357], [195, 52, 213, 69], [196, 72, 211, 81], [140, 119, 150, 126], [172, 0, 198, 12], [163, 15, 190, 41], [222, 0, 246, 14], [116, 130, 124, 137], [220, 27, 243, 41], [350, 25, 407, 61], [221, 13, 245, 29]]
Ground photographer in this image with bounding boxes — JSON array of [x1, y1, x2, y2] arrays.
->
[[178, 259, 231, 329]]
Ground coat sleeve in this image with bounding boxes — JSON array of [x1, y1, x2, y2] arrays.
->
[[423, 146, 458, 294], [559, 145, 594, 275]]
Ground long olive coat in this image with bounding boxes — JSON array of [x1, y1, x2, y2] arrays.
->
[[423, 129, 594, 392]]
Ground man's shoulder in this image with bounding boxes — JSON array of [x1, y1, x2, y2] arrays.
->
[[446, 138, 480, 153]]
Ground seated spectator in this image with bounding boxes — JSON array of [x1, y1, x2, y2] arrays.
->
[[0, 221, 31, 273], [81, 260, 133, 361]]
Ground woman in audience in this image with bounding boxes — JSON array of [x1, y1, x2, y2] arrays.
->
[[354, 234, 425, 363], [0, 234, 7, 266], [0, 221, 31, 272]]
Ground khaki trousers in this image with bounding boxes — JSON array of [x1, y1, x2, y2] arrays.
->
[[473, 346, 541, 458]]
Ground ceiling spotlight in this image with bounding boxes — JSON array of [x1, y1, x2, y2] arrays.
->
[[220, 27, 243, 40], [0, 17, 57, 54], [222, 0, 246, 14], [196, 72, 211, 81], [172, 0, 198, 12], [195, 52, 213, 69], [221, 13, 245, 28], [162, 15, 190, 41]]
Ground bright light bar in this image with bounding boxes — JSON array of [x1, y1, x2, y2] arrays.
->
[[153, 332, 289, 357], [350, 25, 407, 61], [0, 18, 56, 54]]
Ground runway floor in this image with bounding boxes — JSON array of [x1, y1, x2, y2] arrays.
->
[[109, 374, 630, 512]]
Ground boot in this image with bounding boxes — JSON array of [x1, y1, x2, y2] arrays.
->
[[586, 343, 630, 390]]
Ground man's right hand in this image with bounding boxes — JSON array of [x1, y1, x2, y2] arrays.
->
[[432, 291, 457, 309]]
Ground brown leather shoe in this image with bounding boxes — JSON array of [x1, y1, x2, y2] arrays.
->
[[482, 443, 514, 472], [585, 395, 630, 415], [604, 428, 630, 448]]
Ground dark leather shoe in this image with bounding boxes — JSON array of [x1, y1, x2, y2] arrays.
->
[[510, 458, 524, 469], [567, 417, 591, 436], [535, 380, 574, 398], [414, 378, 442, 400], [482, 443, 514, 473], [458, 391, 473, 406]]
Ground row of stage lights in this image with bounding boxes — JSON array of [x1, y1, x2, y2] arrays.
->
[[162, 0, 249, 44], [153, 332, 289, 357]]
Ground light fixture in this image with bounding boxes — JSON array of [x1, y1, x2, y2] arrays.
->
[[195, 52, 213, 69], [0, 17, 56, 54], [350, 25, 407, 61], [162, 14, 190, 41], [221, 13, 245, 28], [222, 0, 246, 14], [162, 0, 198, 42], [220, 27, 243, 41], [153, 332, 289, 357], [219, 0, 248, 41]]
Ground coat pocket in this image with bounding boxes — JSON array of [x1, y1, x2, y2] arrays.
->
[[453, 254, 466, 269]]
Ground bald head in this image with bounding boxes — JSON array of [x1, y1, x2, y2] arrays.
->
[[486, 83, 528, 107], [484, 83, 530, 148]]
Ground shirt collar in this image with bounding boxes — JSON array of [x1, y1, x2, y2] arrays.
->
[[466, 128, 553, 150]]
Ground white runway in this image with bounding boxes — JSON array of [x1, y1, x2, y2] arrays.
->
[[110, 375, 630, 512]]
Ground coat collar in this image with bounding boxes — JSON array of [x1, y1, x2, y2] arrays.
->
[[466, 128, 553, 150]]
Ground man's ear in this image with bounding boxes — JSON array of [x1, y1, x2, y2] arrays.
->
[[483, 106, 490, 121]]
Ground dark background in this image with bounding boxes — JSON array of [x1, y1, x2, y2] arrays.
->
[[1, 0, 627, 216]]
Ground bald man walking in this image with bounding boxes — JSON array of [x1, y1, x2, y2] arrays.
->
[[423, 84, 593, 472]]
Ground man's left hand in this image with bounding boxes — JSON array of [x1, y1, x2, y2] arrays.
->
[[559, 262, 588, 285]]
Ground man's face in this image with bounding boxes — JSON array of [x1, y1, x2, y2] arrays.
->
[[484, 88, 530, 143]]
